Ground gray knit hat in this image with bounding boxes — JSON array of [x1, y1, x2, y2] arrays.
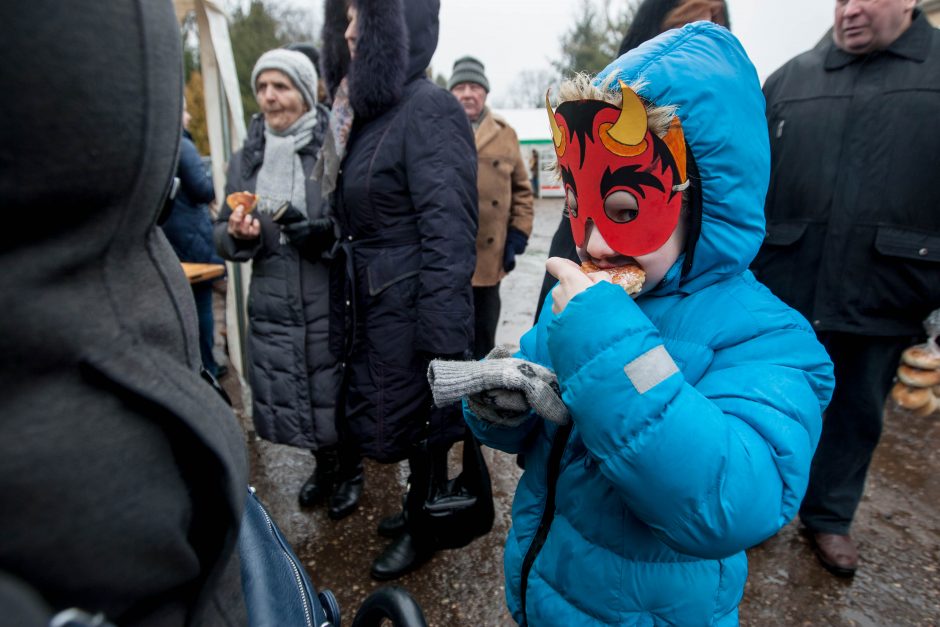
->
[[448, 56, 489, 92], [251, 49, 318, 108]]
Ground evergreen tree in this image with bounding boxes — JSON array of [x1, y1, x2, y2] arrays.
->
[[553, 0, 635, 79], [229, 0, 288, 124]]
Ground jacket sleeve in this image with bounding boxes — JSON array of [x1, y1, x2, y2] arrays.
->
[[213, 153, 266, 262], [177, 136, 215, 204], [508, 129, 534, 237], [405, 87, 478, 355], [548, 281, 833, 559]]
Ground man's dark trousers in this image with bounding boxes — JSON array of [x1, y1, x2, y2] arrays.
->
[[799, 332, 914, 534], [473, 285, 501, 360]]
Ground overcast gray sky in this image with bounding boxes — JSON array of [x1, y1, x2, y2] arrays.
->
[[267, 0, 834, 105]]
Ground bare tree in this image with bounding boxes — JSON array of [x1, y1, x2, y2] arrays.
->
[[497, 69, 560, 109]]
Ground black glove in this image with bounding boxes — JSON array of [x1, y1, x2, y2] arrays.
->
[[503, 226, 528, 273], [275, 204, 336, 259]]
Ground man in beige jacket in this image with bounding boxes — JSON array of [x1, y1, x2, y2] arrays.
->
[[449, 56, 534, 358]]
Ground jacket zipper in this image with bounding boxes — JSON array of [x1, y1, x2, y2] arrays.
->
[[254, 489, 317, 627], [518, 421, 573, 625]]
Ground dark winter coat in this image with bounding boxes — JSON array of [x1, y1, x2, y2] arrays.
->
[[322, 0, 478, 462], [162, 131, 221, 264], [0, 1, 248, 625], [214, 108, 341, 450], [752, 11, 940, 337]]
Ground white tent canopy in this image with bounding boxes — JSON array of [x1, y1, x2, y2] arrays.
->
[[175, 0, 252, 384]]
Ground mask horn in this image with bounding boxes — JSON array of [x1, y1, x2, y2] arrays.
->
[[608, 81, 648, 146], [545, 90, 566, 157], [663, 116, 688, 186]]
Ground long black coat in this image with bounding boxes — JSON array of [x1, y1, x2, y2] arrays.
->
[[752, 11, 940, 337], [214, 108, 342, 451], [322, 0, 478, 462], [0, 1, 247, 624]]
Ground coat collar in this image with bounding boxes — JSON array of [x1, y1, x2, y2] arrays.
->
[[825, 9, 931, 70], [474, 107, 501, 150]]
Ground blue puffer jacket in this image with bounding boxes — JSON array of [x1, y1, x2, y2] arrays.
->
[[162, 131, 220, 264], [466, 24, 834, 626]]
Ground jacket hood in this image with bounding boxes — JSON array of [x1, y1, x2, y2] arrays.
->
[[0, 0, 192, 367], [320, 0, 439, 119], [597, 23, 769, 294]]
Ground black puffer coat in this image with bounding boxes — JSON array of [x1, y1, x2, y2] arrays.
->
[[752, 11, 940, 336], [0, 0, 247, 624], [322, 0, 478, 462], [214, 108, 342, 450]]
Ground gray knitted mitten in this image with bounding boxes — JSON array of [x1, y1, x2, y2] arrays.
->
[[427, 345, 569, 426]]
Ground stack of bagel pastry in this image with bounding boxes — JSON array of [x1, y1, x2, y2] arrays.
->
[[889, 343, 940, 417]]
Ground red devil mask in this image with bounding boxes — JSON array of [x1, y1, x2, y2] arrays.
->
[[547, 82, 688, 257]]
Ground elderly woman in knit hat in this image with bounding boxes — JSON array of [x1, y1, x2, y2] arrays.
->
[[214, 48, 364, 520]]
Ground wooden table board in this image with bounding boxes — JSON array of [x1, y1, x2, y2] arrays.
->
[[181, 262, 225, 284]]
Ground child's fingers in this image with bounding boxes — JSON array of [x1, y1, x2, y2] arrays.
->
[[545, 257, 582, 281], [587, 271, 611, 284]]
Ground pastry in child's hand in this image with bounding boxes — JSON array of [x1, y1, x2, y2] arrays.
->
[[580, 260, 646, 295]]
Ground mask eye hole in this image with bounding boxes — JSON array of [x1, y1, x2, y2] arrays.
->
[[604, 190, 639, 224], [566, 187, 579, 218]]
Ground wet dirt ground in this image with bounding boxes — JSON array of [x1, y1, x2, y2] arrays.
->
[[222, 198, 940, 626]]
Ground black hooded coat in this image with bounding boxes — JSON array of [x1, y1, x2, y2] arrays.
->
[[322, 0, 478, 463], [0, 1, 248, 624]]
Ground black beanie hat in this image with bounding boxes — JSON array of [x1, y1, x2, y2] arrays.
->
[[448, 55, 489, 92]]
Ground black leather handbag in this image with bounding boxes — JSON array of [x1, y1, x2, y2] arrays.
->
[[406, 430, 495, 551]]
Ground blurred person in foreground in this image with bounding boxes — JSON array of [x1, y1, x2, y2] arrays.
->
[[214, 49, 360, 520], [161, 100, 225, 378], [0, 0, 248, 623], [751, 0, 940, 577], [318, 0, 477, 579], [432, 22, 833, 625], [448, 55, 534, 359], [535, 0, 730, 320]]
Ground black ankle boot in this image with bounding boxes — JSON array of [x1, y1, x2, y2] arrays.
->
[[298, 447, 339, 508], [370, 532, 432, 581], [377, 510, 407, 538], [328, 461, 364, 520]]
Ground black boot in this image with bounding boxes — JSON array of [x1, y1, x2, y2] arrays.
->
[[328, 455, 364, 520], [377, 510, 407, 538], [370, 532, 432, 581], [298, 447, 339, 508]]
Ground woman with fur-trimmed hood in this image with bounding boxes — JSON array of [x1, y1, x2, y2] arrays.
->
[[318, 0, 478, 579]]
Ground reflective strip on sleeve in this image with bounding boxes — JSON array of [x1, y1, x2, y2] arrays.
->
[[623, 345, 679, 394]]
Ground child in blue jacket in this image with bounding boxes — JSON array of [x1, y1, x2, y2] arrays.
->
[[430, 23, 833, 626]]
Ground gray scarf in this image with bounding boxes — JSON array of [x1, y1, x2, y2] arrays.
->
[[255, 110, 319, 242]]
